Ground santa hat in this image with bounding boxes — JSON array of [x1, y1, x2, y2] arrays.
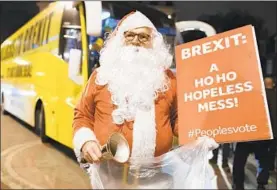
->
[[109, 11, 157, 39]]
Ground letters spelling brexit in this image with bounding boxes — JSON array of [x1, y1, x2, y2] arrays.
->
[[181, 33, 247, 60]]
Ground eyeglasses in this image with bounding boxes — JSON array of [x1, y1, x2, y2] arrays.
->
[[123, 31, 151, 43]]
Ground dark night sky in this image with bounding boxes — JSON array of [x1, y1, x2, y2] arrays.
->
[[0, 1, 276, 43], [0, 2, 39, 43], [174, 1, 277, 36]]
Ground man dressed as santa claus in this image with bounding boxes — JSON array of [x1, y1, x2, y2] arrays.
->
[[72, 11, 217, 171]]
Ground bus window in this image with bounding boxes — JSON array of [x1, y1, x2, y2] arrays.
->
[[59, 6, 82, 73]]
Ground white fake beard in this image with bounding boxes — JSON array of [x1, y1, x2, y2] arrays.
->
[[96, 34, 172, 158], [97, 44, 171, 124]]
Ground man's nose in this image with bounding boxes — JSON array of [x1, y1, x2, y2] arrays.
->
[[132, 35, 139, 43], [130, 38, 140, 46]]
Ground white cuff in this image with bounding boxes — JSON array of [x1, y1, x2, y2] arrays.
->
[[73, 127, 98, 162]]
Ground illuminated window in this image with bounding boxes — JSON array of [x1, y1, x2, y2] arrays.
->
[[59, 7, 82, 65]]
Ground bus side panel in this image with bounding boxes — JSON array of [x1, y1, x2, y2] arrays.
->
[[1, 61, 18, 116], [25, 4, 64, 140], [30, 51, 63, 141], [55, 59, 83, 149], [27, 7, 83, 148], [0, 3, 64, 142], [0, 2, 80, 148]]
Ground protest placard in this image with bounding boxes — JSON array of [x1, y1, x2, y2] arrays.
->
[[175, 25, 273, 144]]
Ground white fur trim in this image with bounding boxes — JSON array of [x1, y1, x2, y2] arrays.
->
[[131, 103, 156, 158], [73, 127, 98, 162], [118, 11, 156, 34]]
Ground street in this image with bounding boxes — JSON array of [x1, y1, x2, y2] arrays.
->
[[1, 113, 91, 189], [1, 113, 276, 189]]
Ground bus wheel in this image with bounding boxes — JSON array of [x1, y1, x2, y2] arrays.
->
[[35, 105, 49, 143], [1, 94, 8, 115]]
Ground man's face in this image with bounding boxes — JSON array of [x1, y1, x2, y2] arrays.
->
[[123, 27, 153, 49], [264, 78, 274, 89]]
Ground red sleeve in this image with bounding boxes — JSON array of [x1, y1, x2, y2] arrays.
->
[[73, 71, 97, 135]]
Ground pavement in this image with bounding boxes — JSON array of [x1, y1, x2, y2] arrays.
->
[[1, 113, 91, 189]]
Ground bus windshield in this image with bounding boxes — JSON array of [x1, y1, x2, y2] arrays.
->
[[87, 2, 176, 75]]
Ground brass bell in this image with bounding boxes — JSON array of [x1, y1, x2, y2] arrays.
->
[[81, 132, 130, 163]]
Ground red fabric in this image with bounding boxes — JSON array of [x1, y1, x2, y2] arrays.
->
[[73, 70, 178, 157]]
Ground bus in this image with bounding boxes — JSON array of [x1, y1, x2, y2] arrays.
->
[[1, 1, 216, 149]]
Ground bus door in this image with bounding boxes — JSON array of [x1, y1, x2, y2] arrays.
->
[[56, 2, 88, 147]]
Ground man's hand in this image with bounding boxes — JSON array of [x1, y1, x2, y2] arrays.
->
[[81, 141, 102, 163]]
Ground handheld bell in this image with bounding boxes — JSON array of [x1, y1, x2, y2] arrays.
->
[[101, 132, 130, 163], [81, 132, 130, 164]]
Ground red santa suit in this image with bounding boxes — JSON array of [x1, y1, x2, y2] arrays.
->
[[72, 11, 178, 161], [72, 11, 219, 190]]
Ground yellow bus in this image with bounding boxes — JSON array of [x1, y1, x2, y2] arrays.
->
[[1, 1, 216, 149]]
